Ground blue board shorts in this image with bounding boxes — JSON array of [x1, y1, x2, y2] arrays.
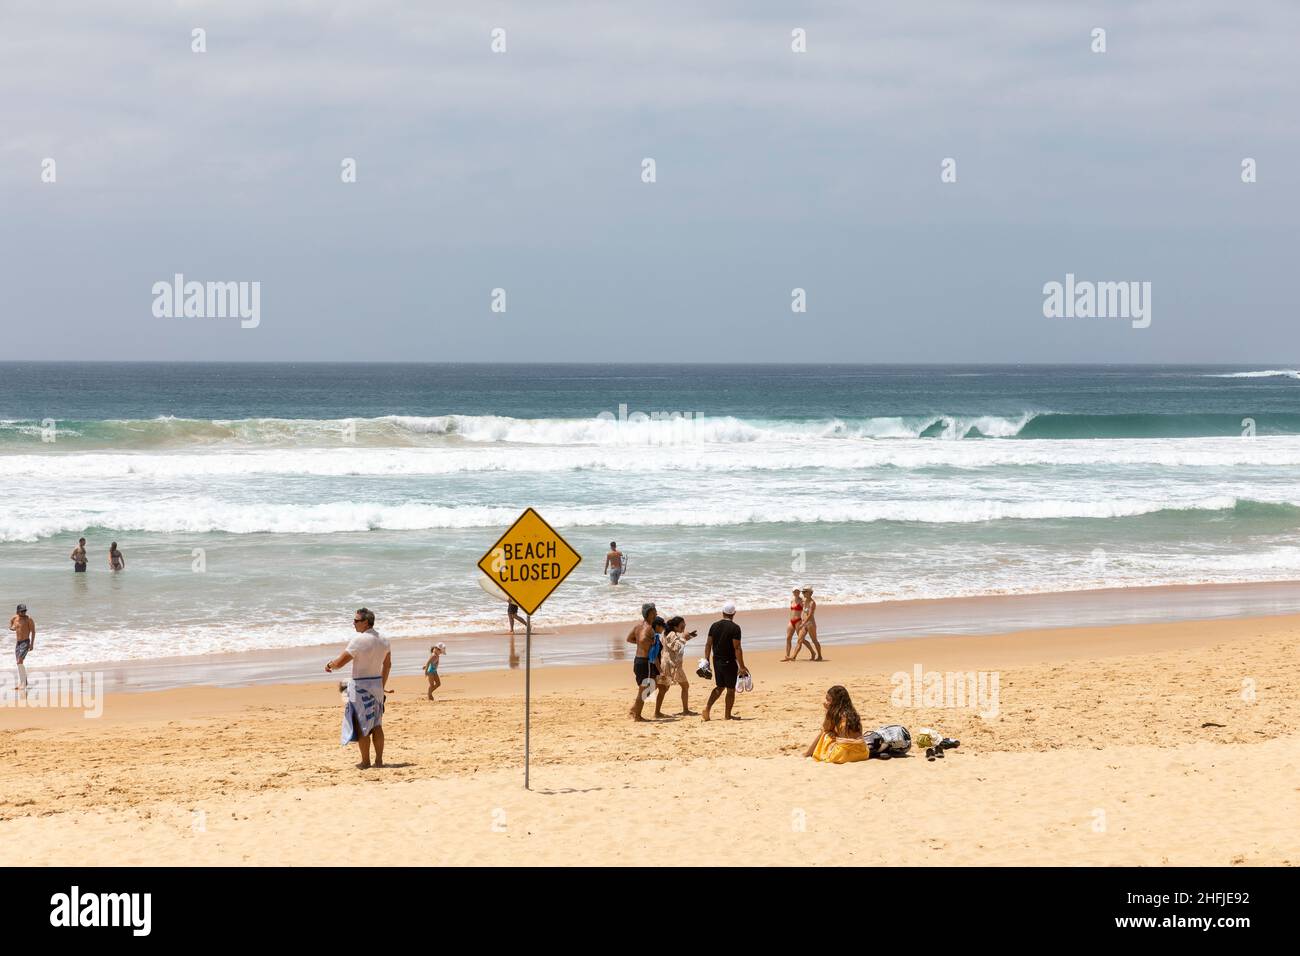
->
[[609, 568, 622, 584]]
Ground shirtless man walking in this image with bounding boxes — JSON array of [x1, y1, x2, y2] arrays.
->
[[626, 602, 657, 721], [604, 542, 626, 585], [9, 604, 35, 691], [70, 538, 87, 572]]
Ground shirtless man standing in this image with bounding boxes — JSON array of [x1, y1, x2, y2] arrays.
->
[[70, 538, 87, 572], [9, 604, 35, 691], [604, 542, 625, 585], [626, 602, 657, 721]]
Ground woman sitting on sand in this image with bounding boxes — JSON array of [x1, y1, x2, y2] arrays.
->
[[654, 616, 697, 717], [803, 685, 870, 763]]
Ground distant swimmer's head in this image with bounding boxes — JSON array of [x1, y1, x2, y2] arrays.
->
[[653, 616, 666, 632], [792, 588, 801, 597], [110, 541, 118, 551], [801, 587, 813, 596], [610, 541, 617, 549], [78, 537, 86, 545], [436, 642, 447, 652], [641, 602, 656, 621], [353, 607, 375, 630], [721, 601, 737, 618], [16, 604, 27, 615]]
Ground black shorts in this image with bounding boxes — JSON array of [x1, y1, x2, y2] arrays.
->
[[714, 660, 739, 689], [633, 657, 659, 685], [74, 563, 87, 572]]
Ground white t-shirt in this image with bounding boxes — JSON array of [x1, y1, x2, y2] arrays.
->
[[345, 628, 390, 678]]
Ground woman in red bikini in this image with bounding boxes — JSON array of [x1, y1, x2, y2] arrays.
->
[[782, 588, 802, 661]]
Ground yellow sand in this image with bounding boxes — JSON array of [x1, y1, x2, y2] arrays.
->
[[1, 612, 1297, 866]]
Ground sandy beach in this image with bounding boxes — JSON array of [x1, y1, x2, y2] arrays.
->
[[1, 610, 1296, 866]]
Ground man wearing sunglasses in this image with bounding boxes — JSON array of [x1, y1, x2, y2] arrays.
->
[[326, 607, 391, 768]]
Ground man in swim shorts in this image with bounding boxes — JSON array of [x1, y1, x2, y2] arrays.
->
[[9, 604, 35, 691], [70, 538, 87, 572], [626, 602, 657, 721], [604, 541, 625, 584]]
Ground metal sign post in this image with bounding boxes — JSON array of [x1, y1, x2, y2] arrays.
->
[[524, 613, 532, 789], [476, 508, 581, 789]]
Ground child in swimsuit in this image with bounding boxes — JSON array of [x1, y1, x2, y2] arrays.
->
[[424, 642, 446, 700]]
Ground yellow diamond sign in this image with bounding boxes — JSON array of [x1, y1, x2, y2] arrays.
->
[[477, 508, 582, 616]]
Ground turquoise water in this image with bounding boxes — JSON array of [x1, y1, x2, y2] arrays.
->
[[4, 362, 1300, 667]]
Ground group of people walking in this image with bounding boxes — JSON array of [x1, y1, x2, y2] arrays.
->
[[626, 600, 751, 722]]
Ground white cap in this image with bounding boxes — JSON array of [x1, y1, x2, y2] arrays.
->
[[721, 601, 737, 615], [436, 642, 447, 651]]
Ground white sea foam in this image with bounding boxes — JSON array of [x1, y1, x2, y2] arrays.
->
[[1206, 369, 1300, 379], [6, 435, 1300, 481], [3, 492, 1293, 542]]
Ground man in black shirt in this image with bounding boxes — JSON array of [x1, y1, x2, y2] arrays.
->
[[703, 601, 749, 721]]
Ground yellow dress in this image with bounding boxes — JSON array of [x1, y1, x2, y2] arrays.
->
[[811, 731, 870, 764]]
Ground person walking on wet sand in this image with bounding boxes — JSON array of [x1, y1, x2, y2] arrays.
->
[[70, 538, 87, 572], [792, 587, 824, 661], [626, 602, 657, 721], [423, 642, 446, 699], [9, 604, 34, 691], [326, 607, 391, 768], [702, 601, 748, 721], [795, 587, 816, 660], [654, 615, 696, 717], [783, 588, 802, 661]]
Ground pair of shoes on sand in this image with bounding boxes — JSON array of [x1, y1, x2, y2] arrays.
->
[[925, 738, 960, 761]]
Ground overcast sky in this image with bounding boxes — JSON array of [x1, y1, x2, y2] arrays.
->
[[1, 0, 1297, 363]]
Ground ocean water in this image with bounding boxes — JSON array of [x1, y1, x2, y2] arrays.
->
[[4, 362, 1300, 668]]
